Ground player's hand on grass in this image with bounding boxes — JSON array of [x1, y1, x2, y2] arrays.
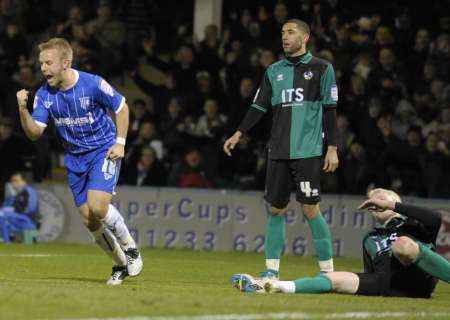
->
[[16, 89, 29, 110], [223, 131, 242, 156], [323, 146, 339, 172], [107, 143, 125, 161], [358, 198, 396, 212]]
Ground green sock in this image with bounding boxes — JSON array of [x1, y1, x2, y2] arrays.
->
[[307, 214, 333, 261], [415, 242, 450, 283], [265, 215, 286, 260], [294, 275, 333, 293]]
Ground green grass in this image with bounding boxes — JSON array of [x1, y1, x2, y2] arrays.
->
[[0, 244, 449, 320]]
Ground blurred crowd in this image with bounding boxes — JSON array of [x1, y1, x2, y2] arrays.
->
[[0, 0, 449, 198]]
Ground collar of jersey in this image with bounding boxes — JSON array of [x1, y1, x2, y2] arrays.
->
[[284, 51, 312, 66], [58, 69, 80, 92]]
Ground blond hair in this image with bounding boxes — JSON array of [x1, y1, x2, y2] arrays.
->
[[38, 38, 73, 61], [367, 188, 402, 203]]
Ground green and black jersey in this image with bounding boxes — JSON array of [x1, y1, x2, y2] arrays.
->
[[361, 203, 441, 273], [251, 51, 338, 159]]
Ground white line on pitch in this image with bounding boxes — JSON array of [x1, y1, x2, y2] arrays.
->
[[62, 311, 450, 320]]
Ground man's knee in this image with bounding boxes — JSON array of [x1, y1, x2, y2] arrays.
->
[[87, 198, 109, 218], [301, 203, 320, 219], [326, 272, 359, 294], [78, 205, 101, 231], [392, 236, 419, 265], [269, 206, 288, 216]]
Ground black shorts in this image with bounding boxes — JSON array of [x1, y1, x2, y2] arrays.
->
[[264, 157, 322, 208], [356, 268, 438, 298]]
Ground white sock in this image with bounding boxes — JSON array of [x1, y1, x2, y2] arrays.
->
[[266, 259, 280, 272], [102, 204, 136, 250], [278, 281, 296, 293], [319, 259, 334, 273], [91, 226, 126, 266]]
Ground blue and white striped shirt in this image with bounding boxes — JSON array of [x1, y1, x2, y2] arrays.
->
[[32, 69, 125, 154]]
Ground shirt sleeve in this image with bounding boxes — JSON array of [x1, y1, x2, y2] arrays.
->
[[251, 70, 272, 112], [320, 63, 338, 107], [95, 76, 126, 114], [31, 92, 49, 128]]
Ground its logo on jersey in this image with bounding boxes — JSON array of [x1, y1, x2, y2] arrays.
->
[[276, 74, 284, 81], [54, 112, 95, 127], [78, 96, 90, 110], [43, 100, 53, 109], [303, 71, 313, 80], [100, 79, 114, 97], [281, 88, 304, 104]]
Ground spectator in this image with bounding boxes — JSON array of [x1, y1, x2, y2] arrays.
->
[[121, 146, 166, 187], [168, 148, 212, 188], [391, 99, 424, 141], [125, 120, 164, 169], [339, 142, 369, 194], [160, 98, 190, 160], [367, 48, 407, 105], [0, 172, 38, 243], [85, 1, 125, 74], [0, 21, 28, 73], [128, 99, 154, 142], [421, 132, 450, 197], [55, 5, 85, 39]]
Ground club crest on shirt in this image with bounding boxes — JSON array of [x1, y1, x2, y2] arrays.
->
[[79, 96, 90, 110], [303, 71, 313, 80], [100, 79, 114, 97], [43, 100, 53, 109]]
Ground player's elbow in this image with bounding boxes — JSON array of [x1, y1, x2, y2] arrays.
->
[[27, 127, 44, 141]]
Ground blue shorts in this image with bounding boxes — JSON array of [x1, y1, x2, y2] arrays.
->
[[65, 145, 121, 207]]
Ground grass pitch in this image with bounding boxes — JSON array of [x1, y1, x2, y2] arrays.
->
[[0, 244, 449, 320]]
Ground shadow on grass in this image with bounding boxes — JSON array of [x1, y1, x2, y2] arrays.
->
[[43, 276, 105, 284]]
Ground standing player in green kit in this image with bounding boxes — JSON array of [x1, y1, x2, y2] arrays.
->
[[224, 19, 339, 281]]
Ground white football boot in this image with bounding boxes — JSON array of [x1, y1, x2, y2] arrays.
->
[[107, 265, 128, 285], [124, 247, 143, 277]]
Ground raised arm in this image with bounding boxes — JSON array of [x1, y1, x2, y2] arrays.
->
[[17, 89, 45, 141]]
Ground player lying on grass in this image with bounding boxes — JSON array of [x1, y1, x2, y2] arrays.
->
[[232, 188, 450, 298], [16, 38, 142, 285]]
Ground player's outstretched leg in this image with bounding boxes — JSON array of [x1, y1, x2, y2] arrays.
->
[[263, 207, 287, 279], [102, 204, 143, 276], [264, 272, 358, 294], [303, 204, 334, 273]]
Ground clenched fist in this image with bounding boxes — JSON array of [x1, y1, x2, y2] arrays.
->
[[16, 89, 29, 109]]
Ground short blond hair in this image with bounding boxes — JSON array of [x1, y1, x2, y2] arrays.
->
[[38, 38, 73, 61], [367, 188, 402, 203]]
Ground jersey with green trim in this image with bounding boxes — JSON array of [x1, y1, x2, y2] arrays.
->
[[252, 51, 337, 159], [362, 216, 434, 273]]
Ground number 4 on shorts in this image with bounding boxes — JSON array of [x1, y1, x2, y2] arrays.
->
[[300, 181, 312, 197], [300, 181, 319, 198]]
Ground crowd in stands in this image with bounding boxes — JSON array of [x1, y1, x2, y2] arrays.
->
[[0, 0, 449, 198]]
